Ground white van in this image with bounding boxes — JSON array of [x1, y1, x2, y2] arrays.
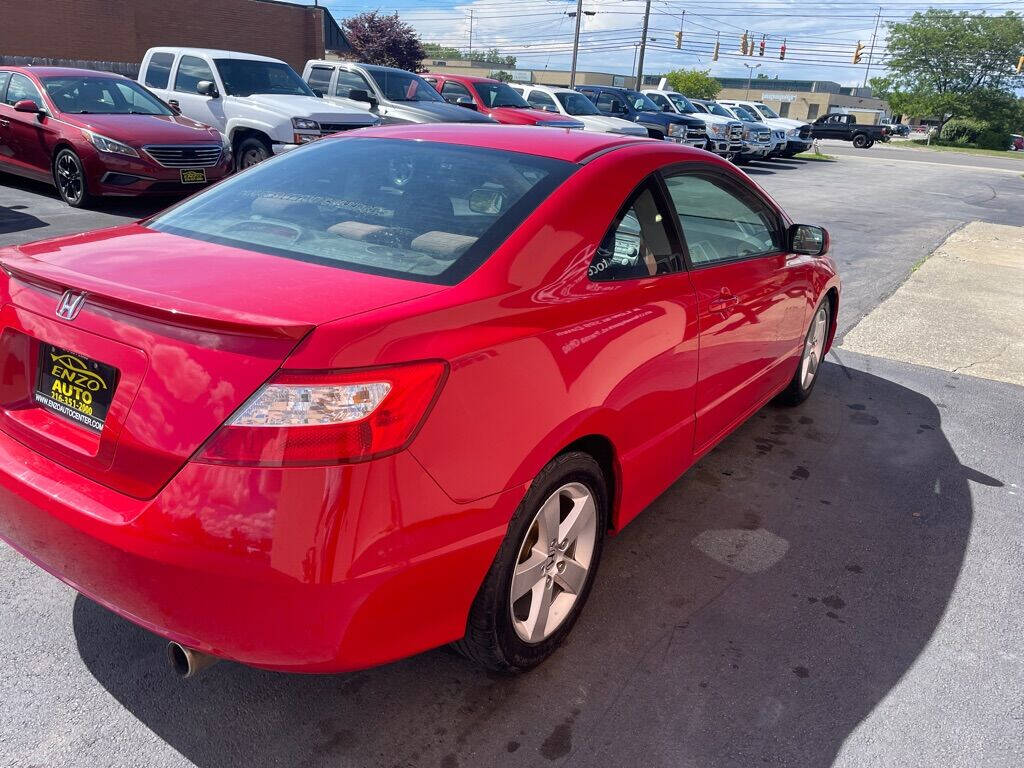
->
[[139, 47, 379, 169]]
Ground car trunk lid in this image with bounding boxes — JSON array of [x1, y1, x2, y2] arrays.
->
[[0, 225, 442, 499]]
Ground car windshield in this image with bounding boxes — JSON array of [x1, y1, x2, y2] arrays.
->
[[147, 138, 574, 285], [754, 103, 781, 119], [368, 69, 444, 102], [703, 102, 734, 118], [667, 93, 697, 113], [215, 59, 314, 97], [41, 76, 172, 115], [625, 90, 661, 112], [555, 91, 601, 116], [732, 105, 761, 122], [473, 82, 530, 108]]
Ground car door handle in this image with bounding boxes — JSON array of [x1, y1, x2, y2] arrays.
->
[[708, 295, 740, 313], [0, 119, 8, 128]]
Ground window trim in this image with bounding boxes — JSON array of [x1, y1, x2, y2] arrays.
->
[[657, 163, 786, 271], [587, 175, 686, 283], [333, 66, 373, 97], [3, 73, 46, 110], [307, 65, 336, 94]]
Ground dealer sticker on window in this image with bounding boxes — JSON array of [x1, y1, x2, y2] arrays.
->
[[34, 344, 119, 432]]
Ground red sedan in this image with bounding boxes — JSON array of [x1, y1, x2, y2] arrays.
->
[[0, 125, 838, 675], [422, 73, 585, 129], [0, 66, 231, 207]]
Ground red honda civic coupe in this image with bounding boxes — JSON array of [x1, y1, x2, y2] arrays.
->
[[0, 125, 838, 676], [0, 66, 230, 207], [422, 73, 585, 130]]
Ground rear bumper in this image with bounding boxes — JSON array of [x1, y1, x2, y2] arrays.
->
[[0, 430, 520, 672]]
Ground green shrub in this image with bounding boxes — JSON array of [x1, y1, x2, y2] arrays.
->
[[975, 129, 1011, 150], [940, 118, 989, 145]]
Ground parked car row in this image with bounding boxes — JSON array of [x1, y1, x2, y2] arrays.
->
[[1, 49, 832, 209]]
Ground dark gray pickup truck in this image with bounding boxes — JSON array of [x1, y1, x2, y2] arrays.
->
[[810, 113, 890, 148]]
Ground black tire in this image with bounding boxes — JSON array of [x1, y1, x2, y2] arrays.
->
[[454, 451, 608, 671], [53, 148, 92, 208], [234, 136, 272, 171], [864, 138, 875, 149], [852, 133, 869, 149], [777, 295, 832, 406]]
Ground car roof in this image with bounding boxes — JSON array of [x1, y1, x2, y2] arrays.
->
[[146, 47, 283, 64], [0, 66, 126, 78], [578, 85, 627, 92], [326, 123, 660, 164], [423, 72, 500, 84], [520, 84, 574, 95]]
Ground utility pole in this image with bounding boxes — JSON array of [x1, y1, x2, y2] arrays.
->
[[863, 6, 881, 88], [569, 0, 584, 88], [468, 9, 474, 60], [744, 62, 761, 99], [635, 0, 651, 88]]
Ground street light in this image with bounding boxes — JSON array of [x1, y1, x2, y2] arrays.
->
[[744, 62, 762, 99]]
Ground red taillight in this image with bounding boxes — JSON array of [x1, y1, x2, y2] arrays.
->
[[195, 361, 447, 467]]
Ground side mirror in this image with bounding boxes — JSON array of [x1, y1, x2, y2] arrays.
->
[[662, 104, 673, 112], [196, 80, 219, 98], [348, 88, 378, 109], [14, 99, 42, 114], [468, 188, 505, 215], [312, 88, 324, 98], [166, 100, 181, 114], [447, 95, 477, 110], [789, 224, 829, 256]]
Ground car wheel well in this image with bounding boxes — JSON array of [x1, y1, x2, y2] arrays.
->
[[560, 435, 618, 529], [231, 128, 271, 152], [823, 287, 839, 350], [50, 141, 77, 168]]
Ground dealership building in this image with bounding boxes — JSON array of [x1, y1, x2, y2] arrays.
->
[[708, 78, 890, 124], [0, 0, 351, 74]]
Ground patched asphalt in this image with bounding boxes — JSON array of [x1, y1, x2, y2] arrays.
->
[[1, 156, 1022, 768]]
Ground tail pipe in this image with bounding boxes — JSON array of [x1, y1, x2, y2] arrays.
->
[[167, 642, 220, 678]]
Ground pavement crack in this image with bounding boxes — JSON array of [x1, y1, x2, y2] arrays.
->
[[950, 341, 1012, 373]]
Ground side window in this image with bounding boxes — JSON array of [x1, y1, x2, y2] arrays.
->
[[0, 72, 10, 101], [144, 52, 174, 89], [334, 68, 372, 98], [4, 74, 44, 108], [440, 80, 471, 100], [663, 173, 779, 266], [648, 93, 669, 110], [307, 66, 334, 93], [422, 77, 438, 90], [594, 91, 613, 110], [174, 56, 215, 94], [527, 91, 556, 112], [589, 182, 679, 282]]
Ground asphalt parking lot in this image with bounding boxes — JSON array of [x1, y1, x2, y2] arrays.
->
[[1, 154, 1022, 768]]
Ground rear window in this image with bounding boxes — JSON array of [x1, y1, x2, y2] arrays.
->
[[147, 138, 574, 285]]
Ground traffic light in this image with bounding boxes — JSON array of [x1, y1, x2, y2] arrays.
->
[[675, 30, 683, 49], [759, 35, 766, 56], [1017, 55, 1024, 74], [740, 31, 749, 55], [853, 41, 866, 64], [713, 34, 720, 61], [780, 39, 787, 60]]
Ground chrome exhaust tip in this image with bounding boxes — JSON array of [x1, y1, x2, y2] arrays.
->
[[167, 642, 219, 678]]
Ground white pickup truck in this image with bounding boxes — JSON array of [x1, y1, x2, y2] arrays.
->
[[139, 47, 379, 169]]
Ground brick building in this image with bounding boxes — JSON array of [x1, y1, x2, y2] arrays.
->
[[0, 0, 352, 74]]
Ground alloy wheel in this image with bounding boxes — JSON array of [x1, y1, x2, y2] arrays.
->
[[56, 153, 84, 204], [800, 304, 829, 389], [239, 146, 269, 169], [509, 482, 598, 644]]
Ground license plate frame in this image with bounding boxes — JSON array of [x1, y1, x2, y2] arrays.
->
[[180, 168, 207, 184], [34, 343, 119, 432]]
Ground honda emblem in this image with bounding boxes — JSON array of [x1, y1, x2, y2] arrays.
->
[[56, 290, 87, 321]]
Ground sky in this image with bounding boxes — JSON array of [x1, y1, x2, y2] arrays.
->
[[311, 0, 1021, 87]]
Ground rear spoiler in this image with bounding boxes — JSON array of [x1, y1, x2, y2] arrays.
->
[[1, 256, 314, 341]]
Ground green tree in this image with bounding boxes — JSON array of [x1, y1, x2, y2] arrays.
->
[[488, 70, 514, 83], [479, 48, 517, 67], [423, 42, 463, 60], [663, 69, 722, 99], [870, 10, 1024, 131], [343, 11, 425, 72]]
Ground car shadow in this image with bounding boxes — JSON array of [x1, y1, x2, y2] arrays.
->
[[0, 170, 181, 222], [0, 203, 47, 235], [73, 358, 976, 767]]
